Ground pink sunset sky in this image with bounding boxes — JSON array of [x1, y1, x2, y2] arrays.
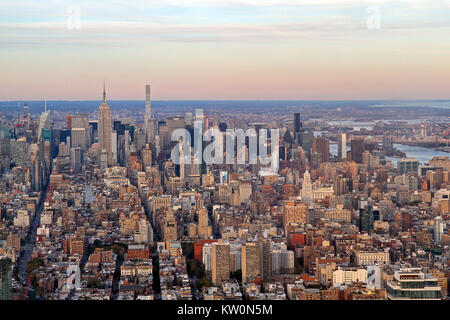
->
[[0, 0, 449, 100]]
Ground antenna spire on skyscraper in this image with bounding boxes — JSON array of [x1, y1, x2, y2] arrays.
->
[[103, 80, 107, 103]]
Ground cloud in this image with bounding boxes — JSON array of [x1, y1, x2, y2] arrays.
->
[[0, 0, 449, 46]]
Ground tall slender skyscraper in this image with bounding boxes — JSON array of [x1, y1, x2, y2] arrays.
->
[[294, 112, 302, 134], [98, 82, 113, 166], [338, 133, 346, 160], [433, 216, 445, 244], [145, 84, 151, 127], [38, 103, 51, 141], [213, 111, 219, 128], [179, 137, 185, 181]]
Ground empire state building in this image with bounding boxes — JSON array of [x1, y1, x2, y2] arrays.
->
[[98, 82, 113, 166]]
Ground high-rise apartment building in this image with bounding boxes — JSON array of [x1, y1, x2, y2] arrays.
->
[[0, 256, 12, 300], [70, 147, 84, 174], [433, 216, 445, 244], [313, 136, 330, 163], [197, 208, 212, 239], [338, 133, 346, 160], [242, 242, 261, 283], [271, 249, 294, 275], [212, 242, 230, 285], [398, 158, 419, 174], [351, 139, 364, 163], [239, 181, 252, 204]]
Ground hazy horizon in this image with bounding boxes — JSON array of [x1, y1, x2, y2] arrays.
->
[[2, 98, 450, 103]]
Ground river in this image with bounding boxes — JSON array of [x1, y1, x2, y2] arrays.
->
[[329, 143, 448, 167]]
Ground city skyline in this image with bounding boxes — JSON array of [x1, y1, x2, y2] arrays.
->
[[1, 88, 449, 302], [1, 0, 450, 307]]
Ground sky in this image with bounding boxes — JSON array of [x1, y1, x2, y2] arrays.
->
[[0, 0, 449, 101]]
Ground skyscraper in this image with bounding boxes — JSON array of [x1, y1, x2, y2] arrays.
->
[[294, 112, 302, 134], [338, 133, 346, 160], [98, 82, 113, 166], [71, 113, 90, 149], [271, 249, 295, 275], [147, 119, 158, 145], [359, 205, 374, 233], [213, 111, 219, 128], [144, 84, 151, 134], [38, 103, 51, 141], [433, 216, 445, 244], [301, 170, 313, 204], [298, 131, 314, 154], [351, 139, 364, 164], [313, 136, 330, 163], [212, 242, 230, 285], [242, 242, 261, 284], [0, 256, 12, 300], [197, 208, 212, 239], [70, 147, 83, 174], [71, 128, 87, 149], [398, 158, 419, 174], [142, 144, 152, 168], [163, 208, 178, 241], [179, 137, 185, 181]]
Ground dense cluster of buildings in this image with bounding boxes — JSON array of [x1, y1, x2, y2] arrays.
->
[[0, 85, 449, 301]]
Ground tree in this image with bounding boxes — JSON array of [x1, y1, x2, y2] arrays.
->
[[26, 258, 44, 274], [87, 278, 101, 289], [230, 269, 242, 282], [93, 239, 102, 248], [181, 242, 194, 259], [195, 277, 212, 291]]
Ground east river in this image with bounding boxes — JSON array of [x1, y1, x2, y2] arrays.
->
[[329, 143, 448, 167]]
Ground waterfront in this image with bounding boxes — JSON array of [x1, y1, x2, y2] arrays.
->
[[329, 143, 448, 166], [326, 119, 446, 132], [387, 144, 449, 166]]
